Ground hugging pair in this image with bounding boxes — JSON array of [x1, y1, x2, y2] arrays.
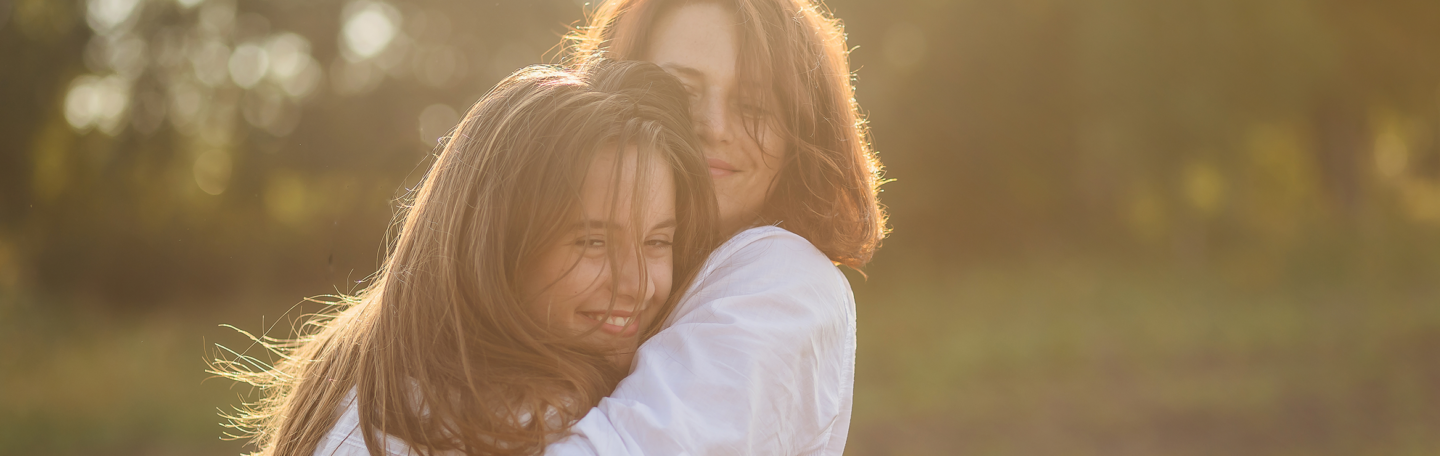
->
[[224, 0, 885, 454]]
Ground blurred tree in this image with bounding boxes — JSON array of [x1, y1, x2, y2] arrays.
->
[[2, 0, 1438, 308], [2, 0, 586, 308]]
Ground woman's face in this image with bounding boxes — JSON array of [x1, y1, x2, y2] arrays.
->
[[646, 3, 787, 236], [522, 146, 675, 362]]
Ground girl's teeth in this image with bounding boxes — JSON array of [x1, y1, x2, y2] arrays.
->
[[605, 316, 630, 326]]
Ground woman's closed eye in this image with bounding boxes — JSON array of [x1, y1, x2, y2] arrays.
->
[[736, 99, 769, 119]]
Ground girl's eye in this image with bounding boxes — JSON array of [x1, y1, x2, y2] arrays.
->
[[645, 239, 673, 248], [575, 238, 605, 248]]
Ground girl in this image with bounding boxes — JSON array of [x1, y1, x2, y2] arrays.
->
[[546, 0, 886, 454], [217, 60, 717, 455]]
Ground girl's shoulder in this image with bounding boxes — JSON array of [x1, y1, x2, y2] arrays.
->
[[314, 389, 424, 456]]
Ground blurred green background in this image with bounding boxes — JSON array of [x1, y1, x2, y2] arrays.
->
[[2, 0, 1438, 454]]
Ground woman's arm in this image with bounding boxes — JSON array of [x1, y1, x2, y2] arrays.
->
[[546, 226, 857, 455]]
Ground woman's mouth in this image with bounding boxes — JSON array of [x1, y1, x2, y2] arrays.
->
[[707, 158, 737, 178], [578, 310, 639, 337]]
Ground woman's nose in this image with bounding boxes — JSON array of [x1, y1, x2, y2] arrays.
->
[[694, 92, 732, 145]]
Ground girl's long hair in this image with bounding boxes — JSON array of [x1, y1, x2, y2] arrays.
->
[[215, 60, 716, 456], [566, 0, 888, 269]]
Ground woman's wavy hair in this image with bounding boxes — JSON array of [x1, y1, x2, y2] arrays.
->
[[215, 60, 717, 455], [566, 0, 888, 268]]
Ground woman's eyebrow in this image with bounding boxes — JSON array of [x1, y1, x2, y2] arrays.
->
[[650, 218, 677, 231], [658, 63, 705, 83], [571, 220, 614, 231]]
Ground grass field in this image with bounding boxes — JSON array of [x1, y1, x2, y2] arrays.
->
[[2, 257, 1436, 455], [847, 259, 1440, 455]]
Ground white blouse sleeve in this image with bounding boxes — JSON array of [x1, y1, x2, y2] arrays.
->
[[313, 389, 424, 456], [545, 226, 857, 455]]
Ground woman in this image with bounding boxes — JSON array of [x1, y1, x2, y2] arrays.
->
[[216, 60, 718, 455], [548, 0, 886, 454]]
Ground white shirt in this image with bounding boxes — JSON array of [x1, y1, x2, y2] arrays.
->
[[545, 226, 857, 455], [314, 389, 435, 456], [314, 226, 857, 456]]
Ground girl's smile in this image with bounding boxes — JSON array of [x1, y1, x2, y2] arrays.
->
[[578, 309, 639, 336]]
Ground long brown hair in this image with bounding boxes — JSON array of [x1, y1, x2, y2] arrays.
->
[[215, 60, 716, 455], [567, 0, 888, 268]]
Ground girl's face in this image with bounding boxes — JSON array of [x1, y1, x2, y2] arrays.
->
[[522, 146, 676, 361], [646, 3, 787, 236]]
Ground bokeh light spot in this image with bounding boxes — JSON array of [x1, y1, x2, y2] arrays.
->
[[64, 75, 101, 131], [64, 74, 131, 135], [265, 33, 323, 99], [281, 57, 323, 99], [228, 42, 269, 88], [86, 0, 141, 36], [341, 0, 399, 61], [266, 33, 310, 81]]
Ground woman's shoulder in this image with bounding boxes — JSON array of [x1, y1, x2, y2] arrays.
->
[[674, 225, 853, 325], [704, 225, 835, 276]]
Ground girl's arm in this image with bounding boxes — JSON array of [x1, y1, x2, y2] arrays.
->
[[546, 226, 857, 455]]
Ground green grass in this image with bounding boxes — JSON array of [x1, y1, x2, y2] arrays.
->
[[1, 258, 1436, 455], [847, 259, 1440, 455], [0, 295, 287, 456]]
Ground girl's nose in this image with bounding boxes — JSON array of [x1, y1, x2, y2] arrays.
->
[[609, 250, 651, 306]]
